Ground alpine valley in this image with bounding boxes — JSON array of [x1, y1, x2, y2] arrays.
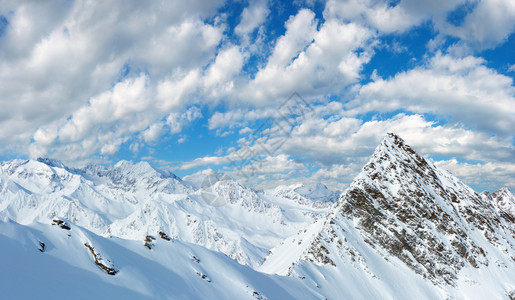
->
[[1, 133, 513, 299]]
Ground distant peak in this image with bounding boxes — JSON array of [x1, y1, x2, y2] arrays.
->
[[36, 158, 66, 169], [113, 160, 156, 174], [499, 187, 512, 193], [493, 187, 513, 197], [114, 160, 132, 168], [111, 160, 179, 180]]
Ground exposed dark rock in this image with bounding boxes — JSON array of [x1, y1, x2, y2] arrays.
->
[[159, 231, 171, 241], [301, 133, 514, 286], [144, 235, 155, 250], [84, 243, 118, 275], [52, 219, 71, 230], [195, 271, 211, 282], [38, 241, 45, 252]]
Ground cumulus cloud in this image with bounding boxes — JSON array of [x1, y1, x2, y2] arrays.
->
[[437, 0, 515, 50], [207, 106, 285, 130], [309, 163, 362, 191], [323, 0, 463, 33], [276, 113, 514, 166], [0, 0, 226, 161], [346, 53, 515, 136], [1, 0, 514, 193], [166, 107, 203, 135], [435, 159, 515, 192], [239, 9, 375, 105], [235, 0, 270, 39], [142, 123, 166, 143], [324, 0, 515, 50], [178, 155, 229, 170], [203, 46, 245, 99], [212, 111, 513, 190], [30, 75, 152, 159]]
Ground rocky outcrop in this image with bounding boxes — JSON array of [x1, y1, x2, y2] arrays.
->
[[84, 243, 118, 275], [302, 133, 515, 285]]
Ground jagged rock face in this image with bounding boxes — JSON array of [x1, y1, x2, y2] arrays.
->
[[306, 133, 514, 285]]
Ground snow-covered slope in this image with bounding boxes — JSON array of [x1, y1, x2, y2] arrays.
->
[[261, 133, 515, 298], [1, 133, 514, 299], [0, 219, 325, 299], [0, 158, 329, 268], [294, 183, 340, 203], [264, 183, 338, 210]]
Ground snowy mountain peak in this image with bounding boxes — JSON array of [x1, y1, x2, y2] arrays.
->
[[371, 132, 425, 168], [492, 187, 514, 203], [0, 158, 329, 269], [293, 183, 339, 203], [111, 160, 173, 178], [266, 133, 515, 290], [36, 157, 67, 169], [485, 187, 515, 222], [1, 135, 514, 299]]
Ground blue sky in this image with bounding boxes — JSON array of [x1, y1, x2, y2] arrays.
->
[[0, 0, 514, 192]]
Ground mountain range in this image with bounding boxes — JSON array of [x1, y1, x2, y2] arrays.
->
[[1, 133, 513, 299]]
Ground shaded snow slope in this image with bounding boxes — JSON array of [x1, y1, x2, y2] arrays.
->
[[0, 220, 324, 299]]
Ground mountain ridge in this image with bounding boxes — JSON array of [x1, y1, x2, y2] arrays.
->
[[261, 133, 514, 297], [0, 157, 331, 268], [1, 133, 514, 299]]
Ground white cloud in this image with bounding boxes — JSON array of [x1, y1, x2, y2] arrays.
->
[[346, 53, 515, 136], [228, 154, 307, 187], [437, 0, 515, 50], [157, 70, 201, 112], [435, 159, 515, 192], [234, 0, 270, 39], [203, 46, 245, 98], [59, 75, 151, 143], [177, 136, 187, 144], [0, 0, 225, 162], [324, 0, 515, 50], [226, 110, 513, 174], [267, 9, 318, 67], [309, 164, 362, 191], [222, 111, 514, 190], [323, 0, 463, 34], [207, 108, 277, 130], [240, 10, 375, 105], [30, 75, 152, 159], [178, 155, 229, 170], [1, 0, 514, 193], [143, 123, 165, 143], [166, 106, 202, 134]]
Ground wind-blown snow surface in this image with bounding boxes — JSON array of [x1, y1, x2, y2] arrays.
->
[[1, 134, 514, 299]]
